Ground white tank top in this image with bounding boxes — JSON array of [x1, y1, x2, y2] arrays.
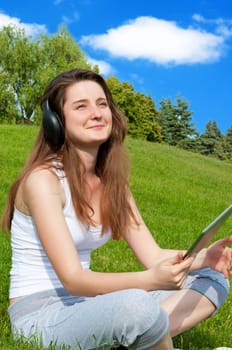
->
[[9, 172, 111, 298]]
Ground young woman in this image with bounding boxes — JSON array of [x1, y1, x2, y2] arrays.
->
[[2, 68, 232, 350]]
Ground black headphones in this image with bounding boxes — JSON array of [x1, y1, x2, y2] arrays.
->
[[42, 100, 65, 151]]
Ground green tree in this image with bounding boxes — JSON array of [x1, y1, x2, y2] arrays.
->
[[0, 70, 16, 123], [106, 76, 162, 142], [39, 26, 91, 80], [157, 97, 198, 149], [214, 136, 229, 160], [223, 126, 232, 160], [132, 93, 162, 142], [0, 25, 42, 123], [0, 25, 91, 124], [198, 120, 223, 157]]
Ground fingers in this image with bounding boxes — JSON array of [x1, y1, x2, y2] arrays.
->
[[225, 255, 232, 278], [169, 254, 194, 288], [212, 249, 232, 278], [217, 235, 232, 247], [173, 267, 189, 289], [223, 235, 232, 245], [168, 252, 194, 276], [170, 251, 194, 264], [220, 266, 232, 279], [171, 251, 184, 264], [178, 254, 195, 270]]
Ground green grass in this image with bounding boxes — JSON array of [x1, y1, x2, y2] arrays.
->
[[0, 125, 232, 349]]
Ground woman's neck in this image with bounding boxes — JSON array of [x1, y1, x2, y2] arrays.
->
[[76, 147, 98, 175]]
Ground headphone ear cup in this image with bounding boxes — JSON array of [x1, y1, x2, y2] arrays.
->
[[42, 100, 65, 151]]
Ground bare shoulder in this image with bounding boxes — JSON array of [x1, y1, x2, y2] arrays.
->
[[22, 166, 61, 196], [16, 166, 64, 214], [26, 166, 59, 187]]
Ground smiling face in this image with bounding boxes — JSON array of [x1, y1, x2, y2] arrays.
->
[[63, 80, 113, 150]]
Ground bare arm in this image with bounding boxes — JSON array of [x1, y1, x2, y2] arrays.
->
[[122, 195, 195, 286], [21, 169, 152, 296], [124, 195, 232, 279], [21, 173, 194, 296]]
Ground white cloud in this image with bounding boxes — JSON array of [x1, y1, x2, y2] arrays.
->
[[192, 14, 205, 23], [130, 73, 144, 85], [81, 16, 232, 66], [0, 12, 47, 36], [87, 56, 114, 76], [193, 13, 232, 39], [61, 11, 80, 25]]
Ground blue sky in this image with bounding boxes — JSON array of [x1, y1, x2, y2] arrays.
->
[[0, 0, 231, 134]]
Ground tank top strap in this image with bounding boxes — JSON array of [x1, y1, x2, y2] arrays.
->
[[53, 166, 72, 214]]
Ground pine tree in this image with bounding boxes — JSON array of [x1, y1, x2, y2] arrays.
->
[[198, 121, 223, 157], [157, 97, 198, 149]]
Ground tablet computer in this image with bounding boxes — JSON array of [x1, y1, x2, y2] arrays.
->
[[183, 204, 232, 259]]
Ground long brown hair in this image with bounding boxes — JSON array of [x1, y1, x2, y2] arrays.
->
[[1, 68, 137, 239]]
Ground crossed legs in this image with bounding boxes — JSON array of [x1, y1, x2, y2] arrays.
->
[[145, 288, 216, 349], [161, 288, 216, 337]]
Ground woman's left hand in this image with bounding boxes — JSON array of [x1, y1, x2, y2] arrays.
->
[[205, 235, 232, 278]]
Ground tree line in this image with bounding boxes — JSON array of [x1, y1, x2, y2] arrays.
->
[[0, 25, 231, 161]]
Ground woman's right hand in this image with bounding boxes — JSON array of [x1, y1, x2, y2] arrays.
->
[[146, 252, 195, 291]]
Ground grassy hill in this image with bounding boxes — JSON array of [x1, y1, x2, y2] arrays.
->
[[0, 125, 232, 349]]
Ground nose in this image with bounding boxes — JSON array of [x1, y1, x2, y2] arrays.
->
[[90, 105, 102, 119]]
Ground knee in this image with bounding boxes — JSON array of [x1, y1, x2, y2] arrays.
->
[[112, 289, 169, 342], [189, 268, 230, 311], [217, 272, 230, 296], [116, 289, 161, 321], [210, 269, 230, 310]]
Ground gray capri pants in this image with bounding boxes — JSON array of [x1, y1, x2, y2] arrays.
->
[[8, 268, 229, 350]]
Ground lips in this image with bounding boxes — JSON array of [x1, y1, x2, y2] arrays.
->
[[87, 124, 105, 129]]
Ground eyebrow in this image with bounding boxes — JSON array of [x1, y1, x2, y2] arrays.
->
[[71, 97, 107, 106], [71, 99, 87, 106]]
